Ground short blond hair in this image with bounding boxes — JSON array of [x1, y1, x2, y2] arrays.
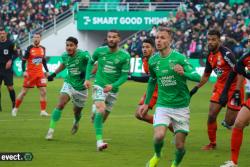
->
[[157, 26, 174, 38]]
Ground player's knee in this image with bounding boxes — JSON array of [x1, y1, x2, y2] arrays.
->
[[154, 132, 165, 141], [95, 104, 105, 113], [7, 86, 14, 91], [57, 102, 66, 110], [21, 90, 27, 97], [40, 89, 46, 97], [175, 141, 185, 149], [208, 114, 217, 123], [234, 120, 246, 129]]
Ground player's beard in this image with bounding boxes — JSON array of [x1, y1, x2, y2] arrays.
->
[[108, 42, 117, 49], [34, 41, 40, 46], [208, 44, 218, 53]]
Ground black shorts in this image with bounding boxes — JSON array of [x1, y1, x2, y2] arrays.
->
[[0, 70, 13, 86]]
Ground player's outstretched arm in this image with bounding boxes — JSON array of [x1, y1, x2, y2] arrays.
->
[[42, 58, 49, 76], [190, 73, 210, 97], [48, 63, 65, 81]]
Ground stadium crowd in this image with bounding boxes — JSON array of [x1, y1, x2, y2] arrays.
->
[[123, 0, 250, 59], [0, 0, 78, 44]]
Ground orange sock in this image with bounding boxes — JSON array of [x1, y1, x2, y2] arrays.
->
[[208, 122, 217, 144], [15, 99, 22, 108], [40, 101, 47, 111], [231, 128, 243, 164]]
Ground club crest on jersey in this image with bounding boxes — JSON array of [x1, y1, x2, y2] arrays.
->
[[217, 55, 222, 65], [3, 49, 9, 55], [214, 67, 223, 76], [114, 59, 120, 64]]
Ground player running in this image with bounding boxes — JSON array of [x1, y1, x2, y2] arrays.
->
[[45, 37, 90, 140], [84, 30, 130, 151], [12, 33, 50, 116], [139, 26, 201, 167], [220, 37, 250, 167], [189, 29, 244, 150]]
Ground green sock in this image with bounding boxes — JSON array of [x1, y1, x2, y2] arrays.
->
[[74, 112, 82, 124], [174, 148, 186, 165], [94, 112, 103, 140], [154, 140, 164, 158], [49, 108, 62, 129]]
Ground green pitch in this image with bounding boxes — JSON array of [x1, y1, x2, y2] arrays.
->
[[0, 78, 249, 167]]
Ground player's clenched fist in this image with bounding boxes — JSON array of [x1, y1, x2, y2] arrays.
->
[[84, 80, 91, 89]]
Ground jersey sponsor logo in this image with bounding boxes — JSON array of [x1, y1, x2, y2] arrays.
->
[[32, 57, 43, 65], [159, 75, 177, 87], [104, 64, 116, 73], [69, 68, 80, 75], [3, 49, 9, 55], [161, 70, 168, 73], [214, 67, 223, 76]]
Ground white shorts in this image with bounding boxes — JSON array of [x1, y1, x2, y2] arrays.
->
[[246, 79, 250, 93], [92, 85, 117, 112], [154, 106, 190, 134], [60, 82, 88, 108]]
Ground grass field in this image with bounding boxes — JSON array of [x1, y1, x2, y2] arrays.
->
[[0, 78, 249, 167]]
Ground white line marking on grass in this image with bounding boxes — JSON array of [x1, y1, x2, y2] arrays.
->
[[0, 112, 208, 122]]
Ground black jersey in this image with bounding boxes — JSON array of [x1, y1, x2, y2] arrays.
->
[[0, 40, 15, 69]]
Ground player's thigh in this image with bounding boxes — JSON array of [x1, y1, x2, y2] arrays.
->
[[234, 106, 250, 128], [3, 71, 13, 86], [58, 83, 72, 107], [36, 76, 47, 87], [23, 76, 36, 88], [171, 107, 190, 134], [92, 85, 105, 101], [153, 107, 171, 128], [57, 93, 71, 108], [71, 89, 88, 108], [73, 105, 83, 114], [210, 84, 222, 103], [105, 92, 117, 112]]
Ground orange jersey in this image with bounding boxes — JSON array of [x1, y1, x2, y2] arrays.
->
[[24, 45, 46, 76], [205, 46, 237, 86], [142, 57, 150, 74], [142, 56, 158, 99]]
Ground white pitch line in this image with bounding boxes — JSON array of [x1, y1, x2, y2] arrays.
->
[[0, 112, 209, 122]]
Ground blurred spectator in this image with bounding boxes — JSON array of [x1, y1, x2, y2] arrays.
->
[[0, 0, 72, 45]]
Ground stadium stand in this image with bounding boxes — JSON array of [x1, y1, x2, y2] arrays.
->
[[0, 0, 77, 45], [0, 0, 249, 59], [121, 0, 250, 59]]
